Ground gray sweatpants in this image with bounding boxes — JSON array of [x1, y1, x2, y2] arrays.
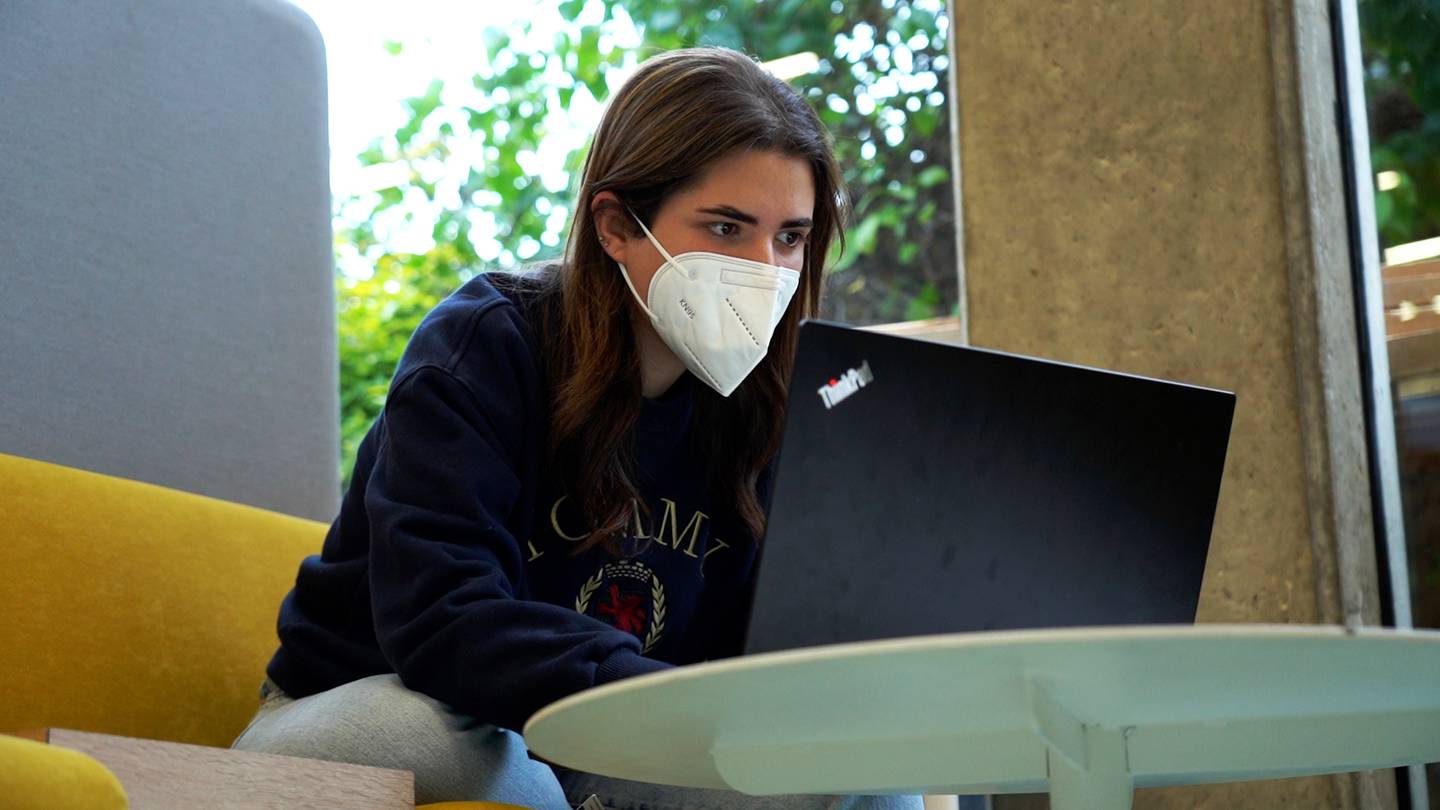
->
[[230, 674, 935, 810]]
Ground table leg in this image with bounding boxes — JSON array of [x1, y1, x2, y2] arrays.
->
[[1046, 727, 1134, 810]]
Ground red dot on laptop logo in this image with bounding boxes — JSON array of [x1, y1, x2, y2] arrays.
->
[[817, 361, 875, 410]]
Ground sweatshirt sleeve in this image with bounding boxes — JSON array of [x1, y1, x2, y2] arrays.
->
[[364, 310, 670, 731]]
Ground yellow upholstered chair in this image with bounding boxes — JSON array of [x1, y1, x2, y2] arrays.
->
[[0, 452, 525, 810], [0, 734, 127, 810]]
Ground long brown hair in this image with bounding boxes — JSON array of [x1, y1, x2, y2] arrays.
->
[[531, 47, 846, 554]]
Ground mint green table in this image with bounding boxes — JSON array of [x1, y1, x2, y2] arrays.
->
[[525, 626, 1440, 809]]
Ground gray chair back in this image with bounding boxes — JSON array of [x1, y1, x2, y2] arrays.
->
[[0, 0, 340, 521]]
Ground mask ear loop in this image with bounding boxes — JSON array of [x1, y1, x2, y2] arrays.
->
[[615, 259, 656, 320], [612, 208, 724, 393], [608, 208, 652, 319], [626, 207, 683, 268], [615, 206, 683, 320]]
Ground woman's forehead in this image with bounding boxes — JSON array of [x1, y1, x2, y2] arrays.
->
[[671, 150, 815, 218]]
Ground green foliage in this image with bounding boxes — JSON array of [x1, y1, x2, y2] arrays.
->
[[334, 0, 959, 483], [335, 240, 477, 480], [593, 0, 959, 324], [1361, 0, 1440, 247]]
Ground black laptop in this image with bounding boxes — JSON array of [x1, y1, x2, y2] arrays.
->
[[741, 320, 1236, 655]]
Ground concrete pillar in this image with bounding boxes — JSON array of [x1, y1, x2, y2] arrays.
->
[[949, 1, 1394, 808]]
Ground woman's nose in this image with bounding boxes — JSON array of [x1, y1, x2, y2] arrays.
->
[[741, 236, 776, 267]]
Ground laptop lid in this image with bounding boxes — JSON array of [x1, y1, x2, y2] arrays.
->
[[742, 320, 1236, 655]]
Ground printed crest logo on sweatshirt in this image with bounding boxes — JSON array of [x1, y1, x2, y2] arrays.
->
[[575, 558, 666, 653]]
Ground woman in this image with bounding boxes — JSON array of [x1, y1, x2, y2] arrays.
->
[[233, 46, 922, 810]]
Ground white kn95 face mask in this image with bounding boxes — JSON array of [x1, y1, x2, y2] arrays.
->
[[616, 212, 801, 397]]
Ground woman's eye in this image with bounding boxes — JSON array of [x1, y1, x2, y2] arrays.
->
[[708, 222, 739, 237], [779, 231, 809, 248]]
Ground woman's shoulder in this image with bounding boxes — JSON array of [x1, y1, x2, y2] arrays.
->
[[393, 270, 552, 388]]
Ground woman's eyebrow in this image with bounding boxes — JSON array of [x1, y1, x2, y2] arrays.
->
[[696, 205, 814, 230]]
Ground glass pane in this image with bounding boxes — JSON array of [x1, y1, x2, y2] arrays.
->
[[292, 0, 960, 479], [1356, 0, 1440, 805]]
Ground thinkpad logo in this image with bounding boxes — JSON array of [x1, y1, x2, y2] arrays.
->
[[818, 360, 874, 409]]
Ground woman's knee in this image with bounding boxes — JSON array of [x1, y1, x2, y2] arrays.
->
[[231, 675, 566, 807], [245, 676, 460, 759]]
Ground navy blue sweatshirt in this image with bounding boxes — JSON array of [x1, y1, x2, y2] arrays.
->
[[266, 273, 763, 731]]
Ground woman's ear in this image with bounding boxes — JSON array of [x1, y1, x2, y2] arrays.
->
[[590, 191, 632, 265]]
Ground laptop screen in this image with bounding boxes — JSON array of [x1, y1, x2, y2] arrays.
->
[[742, 321, 1235, 655]]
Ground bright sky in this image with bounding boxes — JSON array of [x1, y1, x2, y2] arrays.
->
[[288, 1, 522, 196], [287, 0, 638, 271]]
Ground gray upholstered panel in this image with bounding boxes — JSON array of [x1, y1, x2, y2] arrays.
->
[[0, 0, 340, 521]]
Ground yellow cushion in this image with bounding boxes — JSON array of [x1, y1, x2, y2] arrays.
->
[[0, 453, 326, 748], [0, 733, 128, 809]]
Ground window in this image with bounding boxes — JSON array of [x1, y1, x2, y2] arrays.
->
[[1351, 0, 1440, 804], [290, 0, 961, 478]]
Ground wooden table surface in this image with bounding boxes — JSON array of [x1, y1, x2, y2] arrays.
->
[[10, 727, 414, 809]]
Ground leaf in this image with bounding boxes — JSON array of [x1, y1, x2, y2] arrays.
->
[[1375, 190, 1395, 228], [584, 72, 608, 101], [358, 141, 387, 166], [903, 282, 942, 321], [396, 79, 445, 145], [482, 29, 511, 64], [577, 26, 601, 84], [912, 107, 940, 138], [852, 213, 882, 256]]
